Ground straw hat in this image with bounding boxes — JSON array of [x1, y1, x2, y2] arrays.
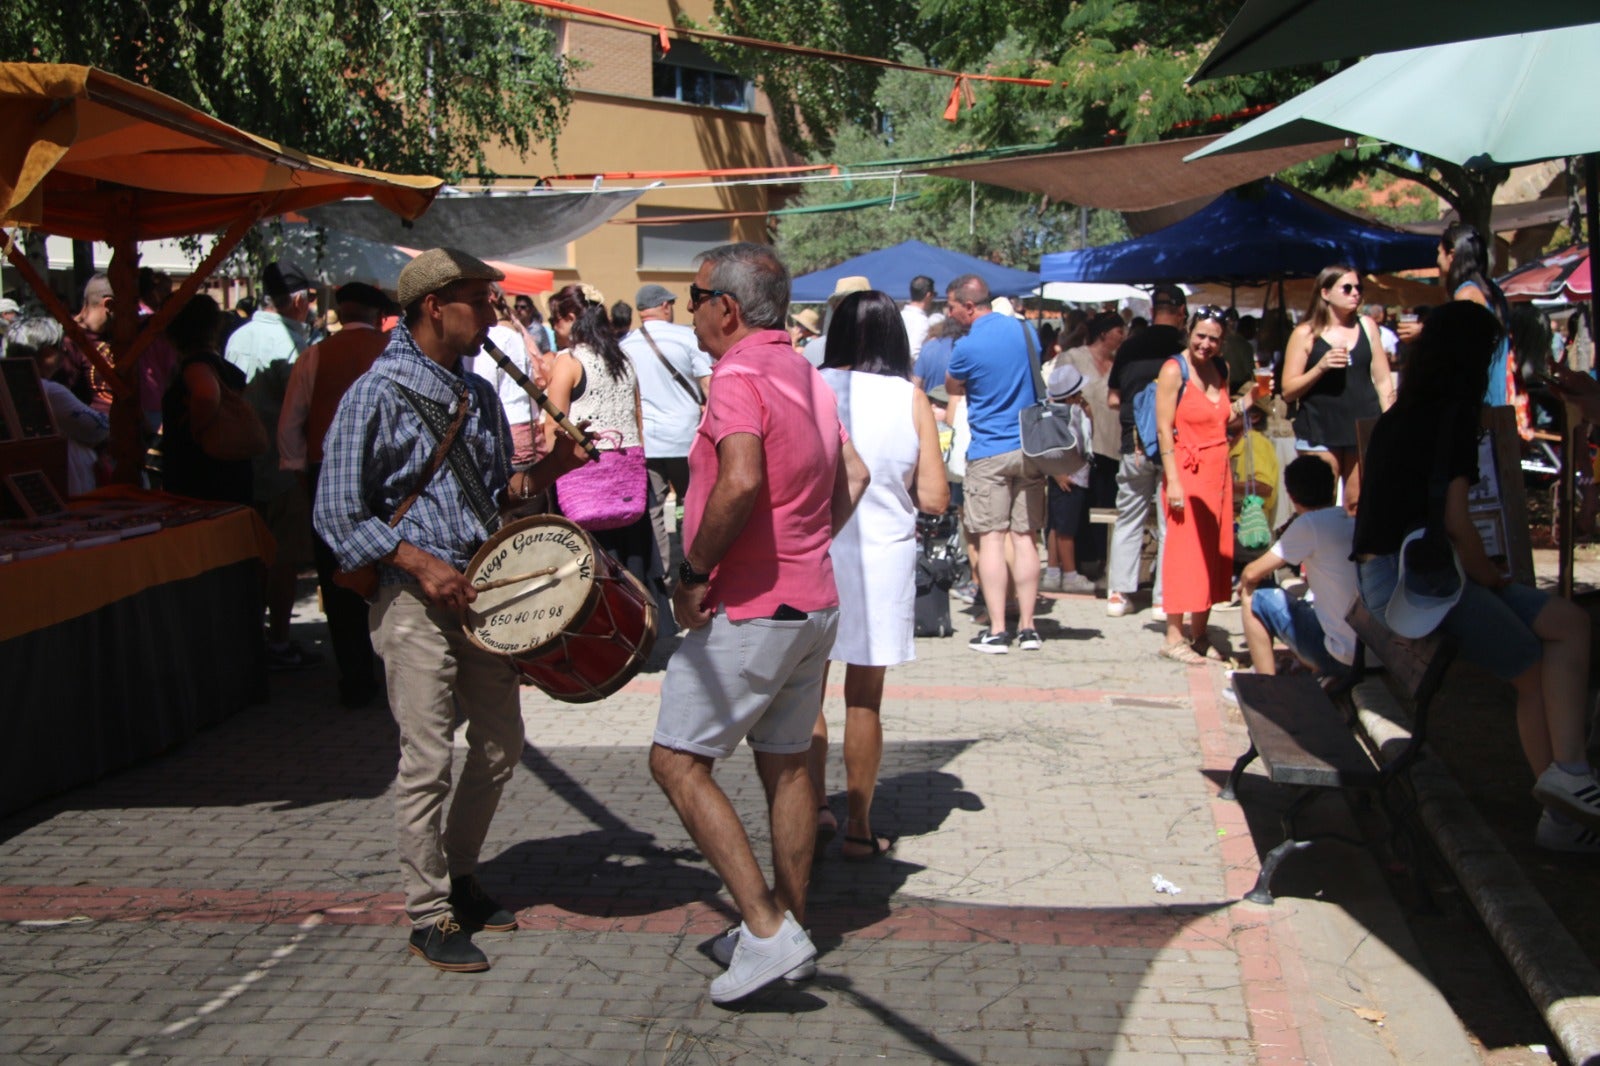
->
[[828, 276, 871, 305]]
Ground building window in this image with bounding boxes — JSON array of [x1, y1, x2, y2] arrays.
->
[[636, 207, 733, 270], [652, 41, 751, 111]]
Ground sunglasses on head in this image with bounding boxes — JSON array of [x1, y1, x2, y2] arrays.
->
[[688, 283, 737, 311], [1191, 305, 1227, 323]]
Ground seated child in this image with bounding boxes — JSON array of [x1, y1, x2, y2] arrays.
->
[[1237, 456, 1358, 682]]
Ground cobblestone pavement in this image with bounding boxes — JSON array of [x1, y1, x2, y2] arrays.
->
[[0, 586, 1489, 1064]]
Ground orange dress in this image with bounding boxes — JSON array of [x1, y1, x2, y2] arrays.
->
[[1161, 363, 1234, 613]]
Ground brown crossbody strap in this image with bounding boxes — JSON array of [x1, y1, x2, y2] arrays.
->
[[388, 386, 472, 529], [639, 323, 704, 404]]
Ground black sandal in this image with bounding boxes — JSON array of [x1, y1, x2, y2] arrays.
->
[[842, 833, 896, 862]]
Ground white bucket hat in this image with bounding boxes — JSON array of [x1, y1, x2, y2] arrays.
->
[[1385, 528, 1465, 639]]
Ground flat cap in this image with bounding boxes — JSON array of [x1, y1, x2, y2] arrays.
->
[[635, 283, 675, 311], [334, 282, 400, 315], [397, 248, 504, 308], [264, 260, 314, 298]]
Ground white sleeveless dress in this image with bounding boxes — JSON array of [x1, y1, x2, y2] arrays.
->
[[821, 368, 920, 666]]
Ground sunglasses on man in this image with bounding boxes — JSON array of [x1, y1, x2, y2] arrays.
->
[[688, 283, 739, 311]]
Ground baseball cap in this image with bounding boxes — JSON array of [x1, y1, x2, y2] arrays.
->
[[635, 284, 675, 311], [397, 248, 504, 308], [1151, 284, 1187, 308], [0, 298, 19, 314], [1385, 528, 1464, 639]]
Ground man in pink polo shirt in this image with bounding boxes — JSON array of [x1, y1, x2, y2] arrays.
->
[[650, 242, 869, 1005]]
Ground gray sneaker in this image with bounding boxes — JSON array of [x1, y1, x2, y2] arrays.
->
[[1058, 572, 1096, 595]]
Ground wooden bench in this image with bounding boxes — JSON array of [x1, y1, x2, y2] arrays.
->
[[1222, 600, 1455, 904]]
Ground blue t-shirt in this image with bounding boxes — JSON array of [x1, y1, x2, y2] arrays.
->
[[947, 313, 1040, 462], [913, 335, 954, 391]]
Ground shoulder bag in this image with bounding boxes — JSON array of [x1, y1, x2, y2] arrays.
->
[[638, 324, 704, 404], [332, 385, 473, 599], [1016, 320, 1088, 478]]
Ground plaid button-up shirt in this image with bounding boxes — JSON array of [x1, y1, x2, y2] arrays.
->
[[313, 323, 512, 584]]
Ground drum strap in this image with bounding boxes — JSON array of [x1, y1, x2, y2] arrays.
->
[[394, 384, 500, 532]]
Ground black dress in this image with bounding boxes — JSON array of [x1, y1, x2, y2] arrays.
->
[[1291, 326, 1382, 451], [161, 353, 254, 504]]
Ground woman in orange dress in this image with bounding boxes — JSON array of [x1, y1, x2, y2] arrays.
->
[[1155, 308, 1242, 664]]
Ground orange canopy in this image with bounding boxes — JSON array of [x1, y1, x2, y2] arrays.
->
[[1, 63, 443, 240]]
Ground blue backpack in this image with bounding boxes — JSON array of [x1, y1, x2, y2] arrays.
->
[[1131, 355, 1188, 460]]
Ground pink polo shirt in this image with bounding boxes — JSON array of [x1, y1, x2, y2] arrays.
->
[[682, 328, 844, 621]]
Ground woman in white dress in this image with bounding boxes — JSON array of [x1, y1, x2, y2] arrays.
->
[[809, 291, 949, 860]]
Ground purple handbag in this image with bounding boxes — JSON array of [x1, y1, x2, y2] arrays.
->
[[554, 430, 648, 531]]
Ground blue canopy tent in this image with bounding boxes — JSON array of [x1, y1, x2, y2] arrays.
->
[[790, 239, 1039, 302], [1040, 183, 1438, 285]]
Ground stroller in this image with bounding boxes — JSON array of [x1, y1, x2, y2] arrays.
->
[[914, 507, 968, 637]]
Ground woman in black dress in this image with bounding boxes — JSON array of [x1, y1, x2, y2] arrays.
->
[[1281, 264, 1394, 512]]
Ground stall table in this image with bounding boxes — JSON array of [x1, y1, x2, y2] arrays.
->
[[0, 490, 274, 817]]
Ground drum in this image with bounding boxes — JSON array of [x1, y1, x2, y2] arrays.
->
[[463, 515, 657, 703]]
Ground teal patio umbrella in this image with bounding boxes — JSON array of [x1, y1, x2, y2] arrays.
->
[[1185, 24, 1600, 169], [1190, 1, 1596, 81]]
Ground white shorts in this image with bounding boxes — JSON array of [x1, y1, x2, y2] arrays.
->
[[653, 607, 838, 759]]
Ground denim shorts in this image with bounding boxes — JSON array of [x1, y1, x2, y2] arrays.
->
[[1356, 555, 1548, 680], [653, 607, 838, 759], [1249, 587, 1345, 677]]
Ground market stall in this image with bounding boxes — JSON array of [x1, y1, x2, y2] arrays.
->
[[0, 63, 443, 812]]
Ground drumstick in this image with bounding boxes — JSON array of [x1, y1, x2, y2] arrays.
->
[[480, 337, 601, 461], [467, 557, 588, 620], [474, 565, 561, 592]]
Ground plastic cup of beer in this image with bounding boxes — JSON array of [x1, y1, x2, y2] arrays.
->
[[1253, 366, 1273, 395]]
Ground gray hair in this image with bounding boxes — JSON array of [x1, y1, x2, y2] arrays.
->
[[4, 316, 64, 361], [697, 242, 790, 330]]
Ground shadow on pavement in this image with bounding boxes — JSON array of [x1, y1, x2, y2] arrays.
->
[[0, 691, 399, 844]]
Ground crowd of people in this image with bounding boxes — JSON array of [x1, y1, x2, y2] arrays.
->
[[4, 219, 1600, 1001]]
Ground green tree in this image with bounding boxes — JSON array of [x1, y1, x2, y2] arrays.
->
[[1, 0, 571, 182], [707, 0, 1505, 249], [774, 54, 1127, 275]]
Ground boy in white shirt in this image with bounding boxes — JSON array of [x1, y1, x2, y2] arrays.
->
[[1238, 456, 1359, 682]]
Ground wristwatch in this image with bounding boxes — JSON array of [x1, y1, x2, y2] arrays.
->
[[678, 558, 711, 587]]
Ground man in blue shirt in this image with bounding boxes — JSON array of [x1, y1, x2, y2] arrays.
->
[[944, 274, 1045, 653], [315, 248, 588, 974]]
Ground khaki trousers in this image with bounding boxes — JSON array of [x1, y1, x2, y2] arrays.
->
[[371, 585, 524, 928]]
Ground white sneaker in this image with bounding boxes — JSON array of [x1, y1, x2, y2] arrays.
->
[[1532, 765, 1600, 829], [1039, 572, 1063, 593], [1150, 602, 1166, 621], [709, 924, 817, 980], [1106, 592, 1131, 617], [709, 912, 816, 1003], [1536, 810, 1600, 853]]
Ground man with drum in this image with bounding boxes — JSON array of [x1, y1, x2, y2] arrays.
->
[[313, 248, 589, 973], [649, 242, 870, 1004]]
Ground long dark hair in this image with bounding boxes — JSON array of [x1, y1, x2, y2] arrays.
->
[[1395, 301, 1500, 414], [1304, 263, 1358, 336], [821, 291, 911, 378], [1441, 221, 1509, 325], [549, 283, 629, 380]]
